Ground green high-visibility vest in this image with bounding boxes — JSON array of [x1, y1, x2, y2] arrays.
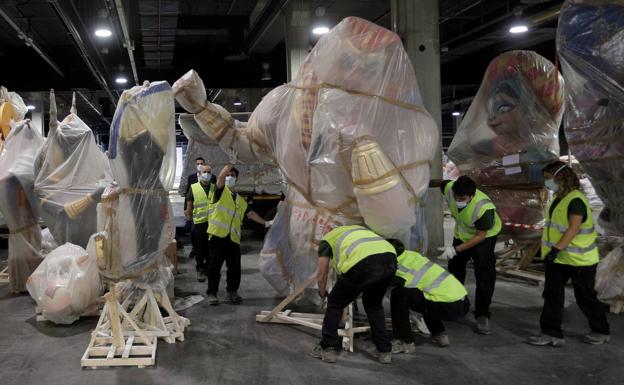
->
[[541, 190, 598, 266], [444, 181, 501, 242], [207, 186, 248, 244], [396, 250, 467, 303], [322, 225, 396, 274], [191, 182, 215, 224]]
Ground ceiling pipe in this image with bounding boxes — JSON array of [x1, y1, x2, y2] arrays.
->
[[114, 0, 139, 84], [246, 0, 290, 53], [76, 91, 112, 126], [48, 0, 117, 104], [0, 6, 64, 77]]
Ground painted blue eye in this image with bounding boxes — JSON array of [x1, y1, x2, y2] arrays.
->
[[497, 104, 514, 113]]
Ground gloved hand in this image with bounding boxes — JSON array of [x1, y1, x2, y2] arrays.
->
[[265, 219, 274, 228], [437, 246, 457, 260], [544, 247, 561, 265]]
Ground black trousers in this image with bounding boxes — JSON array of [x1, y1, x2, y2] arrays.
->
[[190, 222, 209, 272], [320, 253, 397, 352], [448, 236, 497, 318], [391, 287, 470, 342], [540, 263, 610, 338], [207, 235, 241, 294]]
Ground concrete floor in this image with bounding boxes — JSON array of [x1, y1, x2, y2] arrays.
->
[[0, 231, 622, 385]]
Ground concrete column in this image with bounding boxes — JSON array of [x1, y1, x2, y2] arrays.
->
[[392, 0, 444, 254], [284, 0, 310, 82]]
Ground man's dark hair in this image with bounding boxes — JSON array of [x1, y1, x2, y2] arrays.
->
[[386, 238, 405, 256], [231, 167, 239, 178], [195, 157, 205, 162], [452, 175, 477, 197]]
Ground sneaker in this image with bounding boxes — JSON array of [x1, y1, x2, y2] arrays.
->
[[583, 332, 610, 345], [476, 316, 491, 335], [207, 293, 219, 306], [526, 334, 565, 347], [196, 271, 206, 282], [391, 339, 416, 354], [431, 333, 450, 347], [227, 291, 242, 304], [376, 351, 392, 364], [309, 344, 337, 363]]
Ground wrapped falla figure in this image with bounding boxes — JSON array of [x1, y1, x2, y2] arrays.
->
[[173, 17, 438, 294], [34, 91, 113, 248], [448, 50, 564, 238]]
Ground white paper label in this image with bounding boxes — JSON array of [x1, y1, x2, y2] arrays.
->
[[502, 153, 520, 166], [504, 166, 522, 175]]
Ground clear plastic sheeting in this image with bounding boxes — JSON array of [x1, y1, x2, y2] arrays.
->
[[0, 86, 28, 151], [177, 114, 283, 195], [0, 120, 45, 292], [557, 1, 624, 236], [92, 81, 176, 289], [173, 17, 437, 293], [34, 108, 113, 248], [26, 242, 101, 324], [448, 50, 564, 230], [596, 246, 624, 305]]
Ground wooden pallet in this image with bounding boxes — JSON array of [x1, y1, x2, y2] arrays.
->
[[0, 266, 8, 285]]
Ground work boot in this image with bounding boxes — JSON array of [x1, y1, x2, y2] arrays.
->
[[526, 334, 565, 347], [309, 344, 337, 363], [376, 351, 392, 364], [227, 291, 242, 304], [391, 339, 416, 354], [207, 293, 219, 306], [475, 316, 491, 335], [583, 332, 610, 345], [196, 271, 206, 282], [431, 333, 450, 347]]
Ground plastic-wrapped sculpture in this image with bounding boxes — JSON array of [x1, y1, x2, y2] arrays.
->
[[0, 86, 28, 153], [178, 114, 284, 195], [0, 119, 45, 292], [173, 17, 437, 294], [34, 91, 113, 247], [448, 50, 564, 239], [26, 242, 101, 324], [557, 0, 624, 236]]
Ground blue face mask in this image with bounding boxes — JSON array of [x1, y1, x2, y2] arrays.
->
[[545, 178, 558, 192]]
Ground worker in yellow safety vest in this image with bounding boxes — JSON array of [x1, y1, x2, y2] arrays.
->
[[311, 225, 397, 364], [430, 175, 501, 335], [205, 164, 271, 306], [386, 239, 469, 353], [185, 164, 215, 282], [527, 161, 610, 347]]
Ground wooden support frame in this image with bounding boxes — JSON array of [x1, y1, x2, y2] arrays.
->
[[495, 240, 545, 285], [0, 266, 8, 284]]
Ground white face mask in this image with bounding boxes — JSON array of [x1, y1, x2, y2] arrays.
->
[[456, 200, 468, 209], [545, 178, 558, 192], [199, 173, 211, 183], [225, 175, 236, 188], [196, 164, 204, 172]]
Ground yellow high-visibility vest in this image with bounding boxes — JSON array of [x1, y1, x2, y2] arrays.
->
[[207, 186, 248, 244], [190, 182, 214, 224], [444, 181, 501, 242]]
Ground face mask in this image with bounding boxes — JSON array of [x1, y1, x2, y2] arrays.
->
[[545, 178, 558, 192], [196, 164, 203, 172], [199, 173, 210, 183], [225, 176, 236, 188], [456, 201, 468, 209]]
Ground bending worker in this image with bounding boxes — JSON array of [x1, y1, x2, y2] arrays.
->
[[527, 161, 610, 347], [430, 175, 501, 335], [185, 164, 214, 282], [206, 164, 270, 306], [311, 225, 397, 364], [387, 239, 469, 353]]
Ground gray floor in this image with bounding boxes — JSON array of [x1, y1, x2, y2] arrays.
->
[[0, 232, 622, 385]]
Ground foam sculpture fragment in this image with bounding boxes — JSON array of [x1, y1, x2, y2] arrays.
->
[[0, 119, 45, 292], [557, 0, 624, 236], [34, 91, 113, 247], [26, 242, 101, 324], [92, 81, 175, 289], [448, 50, 564, 238], [173, 17, 437, 294]]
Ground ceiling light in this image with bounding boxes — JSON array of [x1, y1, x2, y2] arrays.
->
[[312, 26, 330, 35], [115, 76, 128, 84], [509, 25, 528, 34], [233, 101, 242, 106], [26, 105, 35, 110], [261, 62, 271, 81], [452, 111, 462, 116], [95, 28, 112, 38]]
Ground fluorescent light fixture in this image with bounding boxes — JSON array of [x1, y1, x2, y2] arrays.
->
[[115, 76, 128, 84], [509, 25, 528, 34], [452, 111, 462, 116], [95, 28, 112, 38], [26, 105, 36, 110], [233, 101, 242, 106], [312, 26, 330, 35]]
